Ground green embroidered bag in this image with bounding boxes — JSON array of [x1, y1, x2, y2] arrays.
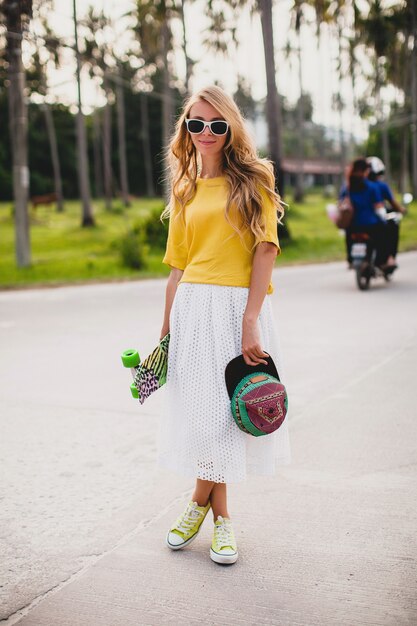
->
[[225, 353, 288, 437]]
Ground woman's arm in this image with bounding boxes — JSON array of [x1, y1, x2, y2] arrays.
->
[[160, 267, 184, 340], [242, 241, 278, 366], [389, 197, 406, 214], [380, 182, 406, 214]]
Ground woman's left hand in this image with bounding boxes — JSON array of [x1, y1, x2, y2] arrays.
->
[[242, 317, 269, 366]]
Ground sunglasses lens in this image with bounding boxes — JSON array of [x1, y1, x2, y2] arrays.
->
[[211, 121, 228, 135], [187, 120, 205, 133]]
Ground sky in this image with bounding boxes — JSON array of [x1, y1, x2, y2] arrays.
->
[[37, 0, 385, 142]]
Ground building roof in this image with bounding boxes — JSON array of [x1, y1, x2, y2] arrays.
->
[[282, 158, 343, 175]]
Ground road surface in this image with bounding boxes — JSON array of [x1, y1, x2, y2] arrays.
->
[[1, 253, 416, 625]]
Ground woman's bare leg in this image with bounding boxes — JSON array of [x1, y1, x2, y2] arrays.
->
[[191, 479, 231, 520], [209, 482, 230, 520], [191, 478, 215, 507]]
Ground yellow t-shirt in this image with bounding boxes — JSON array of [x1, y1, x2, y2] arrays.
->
[[162, 176, 281, 295]]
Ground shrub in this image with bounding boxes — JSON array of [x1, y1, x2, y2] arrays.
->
[[109, 200, 126, 215], [117, 223, 149, 269], [136, 205, 168, 250]]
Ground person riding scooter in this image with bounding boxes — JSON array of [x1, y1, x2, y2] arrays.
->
[[367, 156, 406, 263], [339, 158, 396, 272]]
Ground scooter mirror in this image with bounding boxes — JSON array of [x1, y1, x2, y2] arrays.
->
[[402, 192, 413, 205]]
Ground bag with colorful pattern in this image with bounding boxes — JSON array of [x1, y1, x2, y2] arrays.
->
[[225, 353, 288, 437]]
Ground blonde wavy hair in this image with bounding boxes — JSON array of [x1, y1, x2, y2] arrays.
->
[[161, 85, 285, 251]]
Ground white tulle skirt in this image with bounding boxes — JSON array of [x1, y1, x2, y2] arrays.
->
[[156, 282, 291, 483]]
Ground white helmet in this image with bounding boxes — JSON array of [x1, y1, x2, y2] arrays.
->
[[367, 156, 385, 175]]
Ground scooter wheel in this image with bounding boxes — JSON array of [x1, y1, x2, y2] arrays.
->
[[130, 383, 140, 399], [121, 349, 140, 368], [356, 265, 370, 291]]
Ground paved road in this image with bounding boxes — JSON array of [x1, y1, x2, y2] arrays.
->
[[1, 254, 416, 625]]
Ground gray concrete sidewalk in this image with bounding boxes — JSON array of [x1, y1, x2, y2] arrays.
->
[[1, 254, 417, 625]]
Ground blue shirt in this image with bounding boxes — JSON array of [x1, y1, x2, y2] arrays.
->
[[375, 180, 394, 205], [340, 180, 383, 227]]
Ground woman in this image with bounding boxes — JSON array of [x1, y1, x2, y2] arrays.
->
[[157, 85, 291, 565], [340, 158, 394, 270]]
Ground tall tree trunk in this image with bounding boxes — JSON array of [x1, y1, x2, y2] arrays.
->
[[258, 0, 289, 238], [294, 6, 304, 203], [336, 20, 347, 182], [140, 93, 155, 197], [348, 40, 359, 162], [102, 73, 113, 211], [41, 103, 64, 212], [410, 0, 417, 196], [258, 0, 290, 239], [92, 108, 103, 198], [399, 127, 410, 195], [116, 73, 130, 207], [180, 0, 192, 95], [6, 2, 31, 267], [161, 18, 174, 202], [73, 0, 94, 226], [381, 121, 391, 182], [375, 59, 391, 181], [258, 0, 283, 192]]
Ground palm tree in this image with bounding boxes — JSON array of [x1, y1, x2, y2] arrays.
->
[[382, 0, 417, 194], [202, 1, 239, 54], [356, 0, 398, 181], [81, 7, 132, 207], [257, 0, 285, 198], [73, 0, 94, 226], [334, 2, 348, 176], [308, 0, 355, 183], [81, 7, 115, 210], [27, 5, 64, 212], [2, 0, 32, 266], [114, 63, 130, 206], [391, 0, 417, 196], [292, 0, 305, 202], [202, 0, 288, 236], [40, 101, 64, 211], [102, 69, 113, 210], [179, 0, 194, 95], [92, 107, 103, 198], [203, 0, 284, 193], [408, 0, 417, 195], [135, 0, 179, 199]]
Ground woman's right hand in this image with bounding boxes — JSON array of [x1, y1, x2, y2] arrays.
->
[[242, 316, 268, 366]]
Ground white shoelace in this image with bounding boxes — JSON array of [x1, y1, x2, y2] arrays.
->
[[214, 516, 235, 548], [175, 502, 203, 534]]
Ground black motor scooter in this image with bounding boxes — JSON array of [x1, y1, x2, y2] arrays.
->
[[350, 231, 392, 291], [350, 193, 412, 290]]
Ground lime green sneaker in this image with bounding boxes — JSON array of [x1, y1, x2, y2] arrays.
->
[[210, 515, 238, 564], [166, 500, 211, 550]]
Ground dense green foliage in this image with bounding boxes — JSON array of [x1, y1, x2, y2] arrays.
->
[[0, 85, 172, 200]]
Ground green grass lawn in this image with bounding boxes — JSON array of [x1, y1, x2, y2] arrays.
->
[[1, 193, 416, 289], [0, 198, 170, 288]]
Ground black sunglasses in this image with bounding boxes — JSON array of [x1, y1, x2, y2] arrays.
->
[[185, 118, 229, 136]]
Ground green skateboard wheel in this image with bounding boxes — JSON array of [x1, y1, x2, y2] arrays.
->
[[121, 349, 140, 368], [130, 383, 139, 399]]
